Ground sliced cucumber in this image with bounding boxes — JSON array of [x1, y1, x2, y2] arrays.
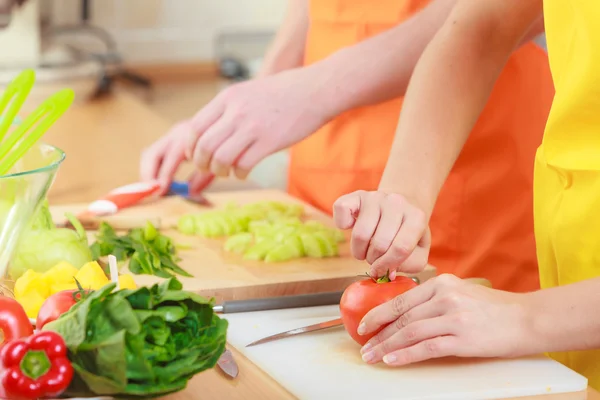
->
[[243, 240, 275, 261], [264, 241, 304, 262], [177, 215, 196, 235], [224, 233, 254, 254]]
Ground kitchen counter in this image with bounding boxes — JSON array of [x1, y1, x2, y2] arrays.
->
[[43, 90, 600, 400]]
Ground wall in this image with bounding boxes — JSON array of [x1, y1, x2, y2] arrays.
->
[[47, 0, 286, 64]]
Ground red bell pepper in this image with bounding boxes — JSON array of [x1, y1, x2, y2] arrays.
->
[[0, 331, 73, 400], [0, 297, 33, 347]]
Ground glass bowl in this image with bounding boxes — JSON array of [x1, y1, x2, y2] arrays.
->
[[0, 142, 65, 289]]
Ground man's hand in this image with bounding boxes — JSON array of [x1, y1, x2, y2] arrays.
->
[[184, 67, 333, 180], [140, 120, 214, 195], [333, 190, 431, 278]]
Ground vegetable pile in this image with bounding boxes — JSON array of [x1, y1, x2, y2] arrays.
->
[[14, 260, 137, 319], [178, 201, 346, 262], [90, 221, 192, 279], [42, 277, 227, 397]]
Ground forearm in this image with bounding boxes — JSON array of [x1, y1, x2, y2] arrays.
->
[[256, 0, 309, 78], [528, 278, 600, 353], [378, 1, 543, 215], [310, 0, 544, 121]]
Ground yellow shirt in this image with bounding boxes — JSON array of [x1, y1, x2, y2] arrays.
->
[[535, 0, 600, 389]]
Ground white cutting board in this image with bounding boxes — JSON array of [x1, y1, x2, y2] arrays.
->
[[224, 306, 588, 400]]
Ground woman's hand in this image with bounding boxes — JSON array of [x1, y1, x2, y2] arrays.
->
[[333, 190, 430, 278], [184, 67, 334, 179], [357, 274, 538, 366]]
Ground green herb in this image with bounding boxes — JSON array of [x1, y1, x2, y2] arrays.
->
[[89, 221, 192, 279], [42, 278, 228, 398]]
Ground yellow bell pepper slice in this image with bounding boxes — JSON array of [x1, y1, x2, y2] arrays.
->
[[14, 269, 50, 299], [75, 261, 109, 290], [118, 274, 137, 290]]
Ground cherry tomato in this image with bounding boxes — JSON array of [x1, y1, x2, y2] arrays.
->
[[340, 275, 418, 345], [35, 290, 83, 331]]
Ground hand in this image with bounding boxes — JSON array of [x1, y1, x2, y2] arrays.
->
[[357, 274, 537, 366], [140, 120, 214, 195], [184, 67, 332, 178], [333, 190, 430, 278]]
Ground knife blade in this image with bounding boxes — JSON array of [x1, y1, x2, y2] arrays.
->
[[246, 318, 343, 347], [213, 291, 344, 314], [216, 349, 239, 378]]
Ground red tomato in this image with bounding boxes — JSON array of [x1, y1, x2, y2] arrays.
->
[[35, 290, 82, 331], [340, 275, 418, 345]]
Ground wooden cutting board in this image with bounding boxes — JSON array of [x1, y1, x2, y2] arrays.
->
[[50, 189, 436, 302]]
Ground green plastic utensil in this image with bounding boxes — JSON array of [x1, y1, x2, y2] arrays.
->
[[0, 69, 75, 176], [0, 69, 34, 145]]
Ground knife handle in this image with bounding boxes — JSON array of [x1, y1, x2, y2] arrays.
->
[[216, 291, 344, 314]]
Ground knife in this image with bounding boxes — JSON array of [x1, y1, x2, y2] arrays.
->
[[245, 277, 491, 347], [213, 291, 345, 314], [246, 318, 343, 347], [216, 349, 239, 378]]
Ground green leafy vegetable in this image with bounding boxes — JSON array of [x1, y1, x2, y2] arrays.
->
[[43, 278, 227, 398], [90, 221, 192, 279], [9, 201, 93, 280]]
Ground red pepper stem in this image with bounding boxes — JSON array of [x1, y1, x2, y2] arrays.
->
[[364, 270, 393, 283], [20, 350, 51, 380]]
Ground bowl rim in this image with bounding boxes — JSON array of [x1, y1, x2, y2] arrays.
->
[[0, 142, 66, 179]]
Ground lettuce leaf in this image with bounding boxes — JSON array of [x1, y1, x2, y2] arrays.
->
[[43, 278, 227, 398]]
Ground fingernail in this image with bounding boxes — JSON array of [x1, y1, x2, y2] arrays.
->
[[360, 343, 372, 354], [357, 323, 366, 335], [383, 354, 397, 364], [389, 271, 396, 280], [362, 351, 375, 363]]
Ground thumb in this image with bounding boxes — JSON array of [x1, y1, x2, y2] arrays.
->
[[333, 192, 362, 229]]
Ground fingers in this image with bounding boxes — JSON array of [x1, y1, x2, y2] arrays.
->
[[186, 98, 225, 160], [357, 280, 436, 336], [139, 140, 166, 182], [381, 335, 456, 366], [209, 131, 256, 178], [188, 171, 215, 195], [370, 207, 428, 276], [350, 194, 382, 261], [363, 299, 445, 349], [365, 194, 404, 266], [333, 192, 362, 230], [234, 139, 272, 177], [361, 316, 455, 365], [191, 114, 235, 173]]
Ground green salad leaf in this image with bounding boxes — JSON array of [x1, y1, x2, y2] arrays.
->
[[90, 221, 192, 279], [43, 278, 227, 398]]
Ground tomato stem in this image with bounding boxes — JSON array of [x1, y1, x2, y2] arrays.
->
[[362, 270, 393, 283]]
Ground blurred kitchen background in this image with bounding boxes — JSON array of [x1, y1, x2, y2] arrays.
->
[[0, 0, 288, 190], [0, 0, 547, 191]]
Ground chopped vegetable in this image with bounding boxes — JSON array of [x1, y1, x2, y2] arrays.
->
[[9, 205, 92, 280], [75, 261, 109, 290], [0, 296, 33, 347], [14, 262, 138, 319], [177, 201, 346, 262], [90, 221, 191, 279], [41, 261, 79, 287], [117, 274, 137, 289], [0, 331, 74, 399], [43, 278, 227, 397]]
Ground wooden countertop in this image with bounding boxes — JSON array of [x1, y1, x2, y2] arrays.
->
[[43, 91, 599, 400]]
